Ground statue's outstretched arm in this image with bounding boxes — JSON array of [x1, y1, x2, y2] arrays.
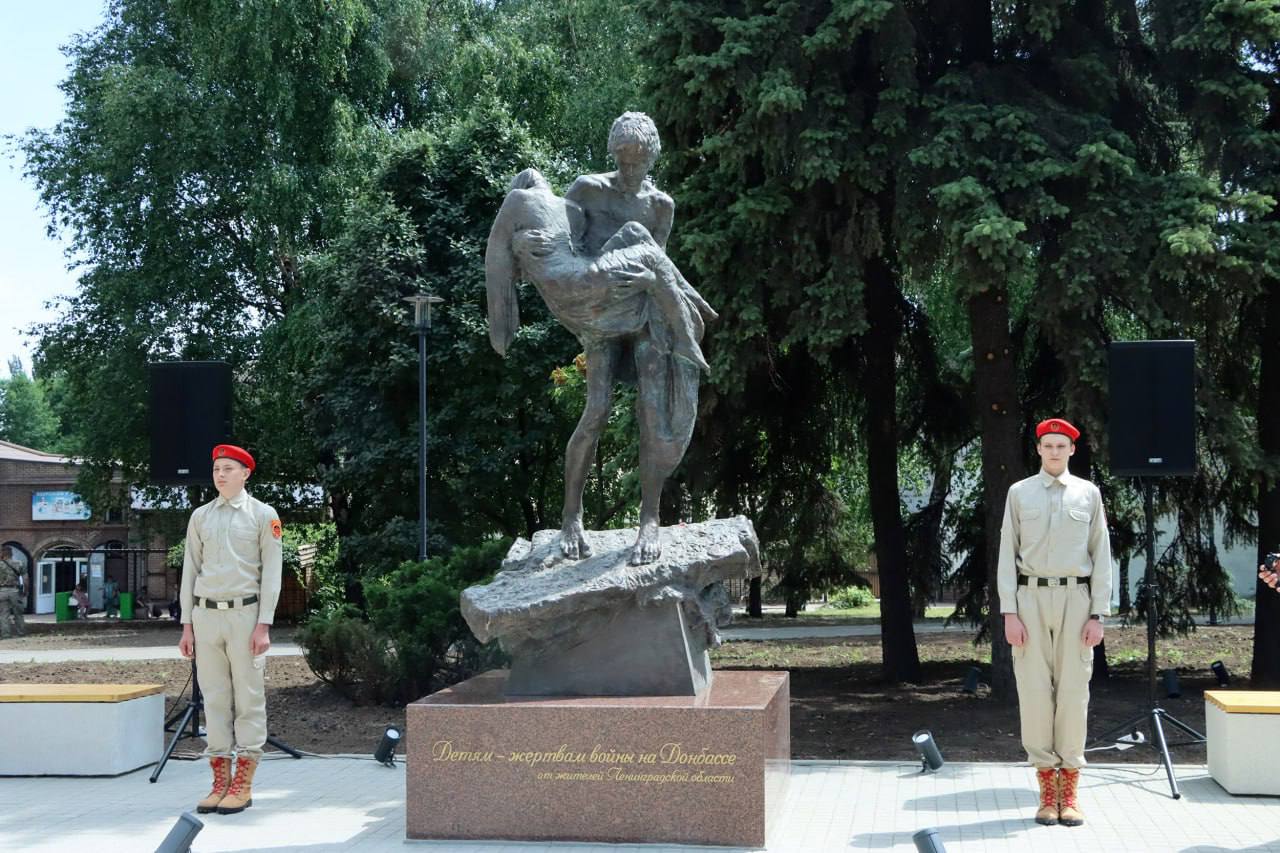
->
[[485, 192, 521, 356]]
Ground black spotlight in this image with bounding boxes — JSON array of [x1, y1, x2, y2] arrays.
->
[[913, 827, 947, 853], [1162, 669, 1182, 698], [154, 812, 203, 853], [912, 729, 944, 773], [1210, 660, 1230, 687], [375, 725, 402, 766], [961, 666, 981, 694]]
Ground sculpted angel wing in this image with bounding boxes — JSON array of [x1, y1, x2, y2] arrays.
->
[[485, 193, 521, 357]]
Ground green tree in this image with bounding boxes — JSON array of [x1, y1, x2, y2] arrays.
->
[[20, 0, 423, 507], [0, 357, 62, 452], [1151, 0, 1280, 685], [640, 0, 924, 680], [270, 104, 594, 586], [20, 0, 650, 561]]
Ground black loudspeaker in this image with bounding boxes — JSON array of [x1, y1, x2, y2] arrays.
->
[[1107, 341, 1196, 477], [149, 362, 233, 485]]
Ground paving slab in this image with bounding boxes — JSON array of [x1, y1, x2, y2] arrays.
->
[[0, 758, 1276, 852]]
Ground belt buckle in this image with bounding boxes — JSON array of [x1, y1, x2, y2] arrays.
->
[[1046, 577, 1062, 587], [217, 600, 230, 610]]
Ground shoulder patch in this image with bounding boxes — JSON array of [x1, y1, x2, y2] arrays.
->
[[271, 519, 283, 539]]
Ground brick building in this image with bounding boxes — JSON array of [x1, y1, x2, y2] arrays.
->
[[0, 439, 173, 615]]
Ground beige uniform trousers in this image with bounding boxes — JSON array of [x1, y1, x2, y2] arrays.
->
[[1013, 582, 1094, 769], [0, 588, 20, 639], [193, 604, 267, 757]]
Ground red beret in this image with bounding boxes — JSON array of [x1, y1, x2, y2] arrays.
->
[[1035, 419, 1080, 441], [211, 444, 255, 471]]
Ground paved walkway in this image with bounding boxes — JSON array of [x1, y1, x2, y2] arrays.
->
[[0, 614, 1254, 663], [0, 758, 1274, 852]]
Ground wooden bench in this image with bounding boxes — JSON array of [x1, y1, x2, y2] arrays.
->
[[0, 684, 164, 776], [1205, 690, 1280, 796]]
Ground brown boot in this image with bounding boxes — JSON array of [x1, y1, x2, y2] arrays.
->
[[216, 754, 259, 814], [1058, 768, 1084, 826], [196, 755, 232, 814], [1034, 768, 1060, 825]]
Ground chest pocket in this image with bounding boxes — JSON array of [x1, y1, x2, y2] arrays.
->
[[1061, 505, 1091, 549], [1018, 506, 1046, 541], [227, 518, 261, 562]]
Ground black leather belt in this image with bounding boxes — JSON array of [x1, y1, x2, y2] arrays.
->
[[197, 594, 258, 609], [1018, 576, 1088, 588]]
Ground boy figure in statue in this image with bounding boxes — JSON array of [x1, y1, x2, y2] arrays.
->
[[566, 113, 674, 254], [486, 112, 716, 566]]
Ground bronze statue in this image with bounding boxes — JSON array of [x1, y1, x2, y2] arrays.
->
[[486, 113, 716, 565]]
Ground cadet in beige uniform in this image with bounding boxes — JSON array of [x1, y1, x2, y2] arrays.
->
[[0, 546, 25, 638], [178, 444, 282, 815], [999, 418, 1111, 828]]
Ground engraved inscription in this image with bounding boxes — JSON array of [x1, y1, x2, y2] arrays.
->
[[431, 739, 739, 785]]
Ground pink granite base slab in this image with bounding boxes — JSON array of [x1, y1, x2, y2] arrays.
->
[[406, 670, 789, 847]]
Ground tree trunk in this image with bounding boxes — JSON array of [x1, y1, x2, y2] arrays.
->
[[968, 286, 1024, 698], [747, 577, 763, 618], [912, 452, 954, 618], [1119, 554, 1131, 614], [864, 257, 921, 683], [1254, 253, 1280, 686]]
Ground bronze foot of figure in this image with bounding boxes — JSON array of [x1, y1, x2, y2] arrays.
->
[[629, 520, 662, 565], [560, 518, 592, 560]]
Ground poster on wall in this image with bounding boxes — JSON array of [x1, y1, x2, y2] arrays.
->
[[32, 492, 92, 521]]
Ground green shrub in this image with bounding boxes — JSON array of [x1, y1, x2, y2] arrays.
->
[[363, 538, 511, 702], [296, 605, 399, 705], [299, 538, 511, 705], [828, 585, 874, 609]]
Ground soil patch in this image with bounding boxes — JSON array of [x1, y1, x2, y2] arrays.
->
[[0, 624, 1249, 762]]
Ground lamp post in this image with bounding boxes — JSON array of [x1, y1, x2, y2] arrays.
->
[[404, 293, 444, 561]]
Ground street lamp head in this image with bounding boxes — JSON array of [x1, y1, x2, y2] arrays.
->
[[404, 293, 445, 329]]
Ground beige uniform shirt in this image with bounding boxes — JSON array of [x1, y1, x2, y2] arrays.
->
[[997, 469, 1113, 616], [180, 491, 283, 625]]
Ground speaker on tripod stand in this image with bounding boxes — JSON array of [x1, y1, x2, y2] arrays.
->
[[146, 362, 302, 783], [1091, 340, 1206, 799]]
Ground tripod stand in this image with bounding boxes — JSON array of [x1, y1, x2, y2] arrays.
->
[[1088, 478, 1204, 799], [151, 658, 302, 783]]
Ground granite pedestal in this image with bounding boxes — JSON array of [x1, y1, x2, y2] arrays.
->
[[406, 669, 789, 847]]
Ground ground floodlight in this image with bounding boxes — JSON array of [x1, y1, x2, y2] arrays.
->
[[961, 666, 981, 694], [1210, 660, 1230, 686], [912, 729, 944, 773], [1162, 669, 1182, 698], [154, 811, 203, 853], [375, 725, 402, 766], [913, 827, 947, 853]]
